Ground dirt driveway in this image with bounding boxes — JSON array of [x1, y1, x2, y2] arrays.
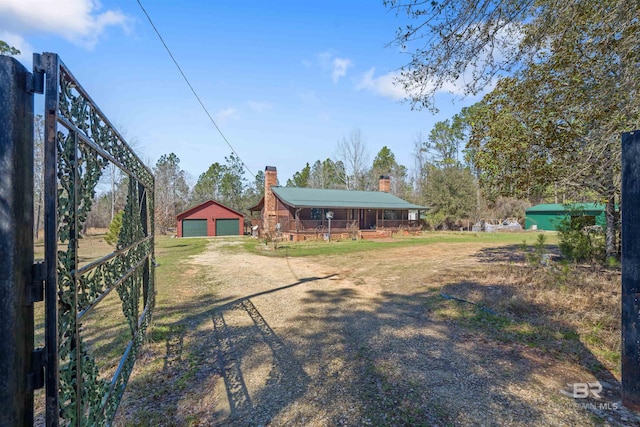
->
[[118, 238, 636, 426]]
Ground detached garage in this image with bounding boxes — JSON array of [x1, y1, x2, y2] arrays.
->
[[525, 203, 606, 231], [176, 200, 245, 237]]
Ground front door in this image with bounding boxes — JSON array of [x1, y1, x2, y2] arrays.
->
[[359, 209, 376, 229]]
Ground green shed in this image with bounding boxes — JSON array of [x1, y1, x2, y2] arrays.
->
[[525, 203, 606, 231]]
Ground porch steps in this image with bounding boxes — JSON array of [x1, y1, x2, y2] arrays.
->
[[359, 229, 393, 239]]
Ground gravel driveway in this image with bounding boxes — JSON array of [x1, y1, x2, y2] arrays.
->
[[118, 238, 638, 426]]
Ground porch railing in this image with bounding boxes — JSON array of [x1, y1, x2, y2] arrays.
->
[[294, 219, 420, 232], [296, 220, 358, 231], [375, 220, 421, 229], [252, 216, 422, 235]]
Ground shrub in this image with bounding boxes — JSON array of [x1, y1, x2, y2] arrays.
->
[[557, 206, 605, 263], [521, 234, 548, 266], [348, 221, 359, 240], [104, 210, 124, 247]]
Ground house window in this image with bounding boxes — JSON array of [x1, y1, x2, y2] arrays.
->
[[311, 208, 323, 220], [383, 210, 397, 220]]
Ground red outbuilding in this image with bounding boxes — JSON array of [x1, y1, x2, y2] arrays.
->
[[176, 200, 245, 237]]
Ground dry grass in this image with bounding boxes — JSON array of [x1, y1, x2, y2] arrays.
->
[[429, 245, 621, 377], [33, 233, 176, 425], [33, 231, 113, 264], [486, 262, 619, 372], [34, 233, 117, 346]]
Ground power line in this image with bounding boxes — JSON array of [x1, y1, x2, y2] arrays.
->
[[135, 0, 255, 177]]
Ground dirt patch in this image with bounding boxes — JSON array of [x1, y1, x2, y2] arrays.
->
[[115, 238, 636, 426]]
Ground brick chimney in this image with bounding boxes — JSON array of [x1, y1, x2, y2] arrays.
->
[[379, 175, 391, 192], [264, 166, 278, 234]]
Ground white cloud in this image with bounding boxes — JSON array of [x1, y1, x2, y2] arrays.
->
[[359, 22, 521, 102], [0, 0, 130, 48], [331, 58, 352, 83], [357, 64, 498, 102], [216, 108, 239, 124], [357, 22, 522, 102], [314, 51, 353, 83], [356, 68, 410, 100], [247, 101, 271, 113]]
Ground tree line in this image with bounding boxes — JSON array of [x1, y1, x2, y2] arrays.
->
[[285, 124, 533, 232], [81, 150, 266, 236], [29, 108, 530, 239], [86, 124, 492, 237], [383, 0, 638, 258]]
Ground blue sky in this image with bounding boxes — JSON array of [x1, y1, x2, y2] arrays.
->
[[2, 0, 482, 186]]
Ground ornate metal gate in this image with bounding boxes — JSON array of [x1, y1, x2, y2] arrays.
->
[[0, 53, 155, 426], [41, 53, 155, 426]]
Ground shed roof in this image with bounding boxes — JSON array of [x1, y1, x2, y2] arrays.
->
[[526, 203, 605, 213], [270, 186, 426, 209], [176, 199, 245, 220]]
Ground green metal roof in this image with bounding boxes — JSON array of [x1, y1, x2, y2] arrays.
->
[[271, 186, 427, 210], [526, 203, 605, 213]]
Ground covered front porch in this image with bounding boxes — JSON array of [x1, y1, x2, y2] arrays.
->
[[250, 207, 423, 241]]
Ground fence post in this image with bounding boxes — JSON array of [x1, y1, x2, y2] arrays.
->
[[622, 130, 640, 411], [0, 55, 35, 425], [42, 51, 60, 427]]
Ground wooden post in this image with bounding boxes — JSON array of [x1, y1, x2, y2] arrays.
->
[[622, 130, 640, 411]]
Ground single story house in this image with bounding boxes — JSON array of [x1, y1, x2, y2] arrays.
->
[[176, 200, 245, 237], [249, 166, 427, 241], [525, 203, 607, 231]]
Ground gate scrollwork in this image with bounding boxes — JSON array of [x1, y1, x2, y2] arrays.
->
[[43, 52, 155, 426]]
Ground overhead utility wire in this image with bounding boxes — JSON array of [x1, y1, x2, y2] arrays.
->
[[135, 0, 255, 177]]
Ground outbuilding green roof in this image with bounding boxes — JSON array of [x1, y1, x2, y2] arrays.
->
[[271, 186, 426, 210], [526, 203, 605, 213]]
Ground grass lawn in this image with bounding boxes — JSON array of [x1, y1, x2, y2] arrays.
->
[[236, 230, 559, 257]]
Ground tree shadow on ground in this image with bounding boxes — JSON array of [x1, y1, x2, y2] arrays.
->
[[115, 258, 631, 426], [115, 275, 333, 426], [282, 281, 625, 426], [473, 243, 562, 264], [438, 280, 617, 380]]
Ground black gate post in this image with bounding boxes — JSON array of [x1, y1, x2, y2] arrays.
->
[[42, 51, 60, 427], [0, 55, 35, 425], [622, 130, 640, 411]]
